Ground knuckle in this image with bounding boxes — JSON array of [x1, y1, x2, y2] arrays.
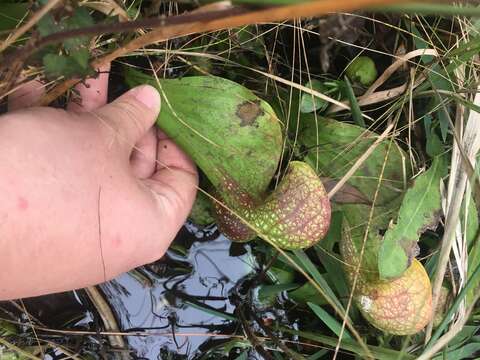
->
[[93, 100, 146, 146], [112, 100, 146, 138]]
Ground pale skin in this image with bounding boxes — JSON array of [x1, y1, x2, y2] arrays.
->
[[0, 65, 198, 300]]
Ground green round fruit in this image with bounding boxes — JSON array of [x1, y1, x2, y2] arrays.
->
[[214, 161, 331, 249], [346, 56, 378, 86]]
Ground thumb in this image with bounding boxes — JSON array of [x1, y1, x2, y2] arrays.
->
[[93, 85, 161, 150]]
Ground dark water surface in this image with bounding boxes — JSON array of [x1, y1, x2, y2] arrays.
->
[[103, 224, 257, 358], [2, 223, 260, 359]]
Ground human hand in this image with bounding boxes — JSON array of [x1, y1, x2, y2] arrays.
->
[[0, 66, 198, 300]]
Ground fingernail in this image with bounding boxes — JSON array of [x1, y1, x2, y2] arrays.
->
[[130, 85, 160, 111]]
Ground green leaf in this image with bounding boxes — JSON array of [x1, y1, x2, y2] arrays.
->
[[307, 302, 353, 340], [432, 343, 480, 360], [379, 156, 448, 279], [39, 7, 95, 80], [124, 67, 282, 214], [267, 264, 296, 284], [70, 47, 90, 69], [184, 300, 237, 322], [38, 8, 94, 48], [300, 117, 410, 206], [300, 117, 409, 278], [0, 352, 24, 360], [426, 130, 444, 157], [424, 113, 444, 157], [300, 79, 328, 113], [0, 3, 28, 33], [427, 260, 480, 349], [63, 7, 94, 51], [281, 327, 415, 360], [43, 53, 69, 77], [339, 203, 398, 281], [313, 212, 353, 309], [408, 23, 435, 64], [0, 320, 17, 337], [342, 76, 365, 128], [37, 13, 58, 37], [43, 49, 92, 78], [433, 92, 452, 143], [258, 283, 299, 305], [292, 249, 344, 312], [443, 325, 479, 349], [233, 351, 249, 360], [409, 22, 454, 143], [345, 56, 377, 86], [467, 194, 480, 305], [307, 349, 329, 360], [288, 282, 327, 307], [468, 244, 480, 305]]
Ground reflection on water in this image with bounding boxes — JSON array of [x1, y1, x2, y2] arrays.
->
[[102, 223, 257, 359]]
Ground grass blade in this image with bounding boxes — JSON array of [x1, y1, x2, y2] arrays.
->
[[307, 302, 353, 340]]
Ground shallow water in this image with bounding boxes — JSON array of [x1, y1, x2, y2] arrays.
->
[[102, 223, 257, 358], [0, 223, 260, 359]]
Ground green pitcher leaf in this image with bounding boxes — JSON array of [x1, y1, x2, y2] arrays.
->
[[125, 69, 330, 250], [300, 117, 409, 276], [125, 68, 282, 242], [125, 68, 282, 207], [300, 117, 410, 206], [379, 155, 448, 280]]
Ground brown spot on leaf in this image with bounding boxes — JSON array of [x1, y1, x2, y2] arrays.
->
[[236, 100, 263, 126], [403, 242, 420, 268]]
